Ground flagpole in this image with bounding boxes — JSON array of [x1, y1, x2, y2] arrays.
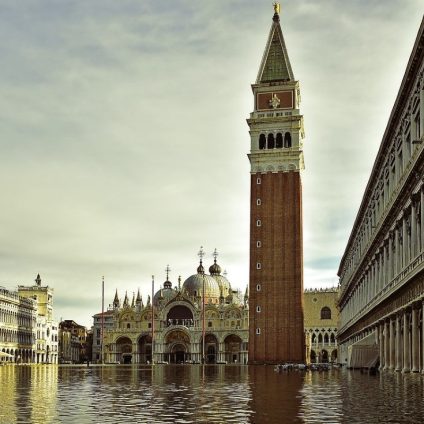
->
[[151, 275, 155, 365], [101, 276, 105, 365]]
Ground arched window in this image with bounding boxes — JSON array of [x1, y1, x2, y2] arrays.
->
[[276, 133, 283, 148], [321, 307, 331, 320], [318, 333, 323, 343], [324, 333, 329, 344], [311, 333, 316, 343], [267, 133, 275, 149], [284, 132, 292, 148], [330, 333, 335, 343], [259, 134, 266, 150], [127, 323, 131, 329]]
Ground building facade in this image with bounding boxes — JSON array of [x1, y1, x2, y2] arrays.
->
[[0, 286, 37, 363], [338, 18, 424, 372], [18, 274, 58, 364], [304, 288, 338, 364], [99, 253, 249, 364], [92, 310, 114, 362], [248, 4, 305, 364], [59, 320, 87, 363]]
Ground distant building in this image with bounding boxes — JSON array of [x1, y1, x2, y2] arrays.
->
[[338, 18, 424, 371], [59, 320, 87, 363], [304, 288, 338, 364], [92, 310, 114, 362], [18, 274, 58, 363], [0, 286, 37, 363], [96, 252, 249, 364], [247, 4, 305, 364]]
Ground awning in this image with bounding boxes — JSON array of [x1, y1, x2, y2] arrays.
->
[[347, 333, 379, 368]]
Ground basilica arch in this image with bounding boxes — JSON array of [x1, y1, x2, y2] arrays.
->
[[137, 334, 152, 364], [164, 329, 191, 363], [200, 333, 219, 364], [224, 334, 243, 364], [115, 336, 133, 364]]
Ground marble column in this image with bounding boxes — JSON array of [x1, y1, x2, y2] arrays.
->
[[389, 316, 395, 370], [395, 313, 402, 372], [411, 201, 417, 259], [402, 217, 407, 269], [379, 322, 384, 370], [421, 187, 424, 252], [411, 304, 419, 372], [402, 310, 411, 373], [384, 320, 390, 370]]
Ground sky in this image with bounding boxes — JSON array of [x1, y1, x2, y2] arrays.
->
[[0, 0, 422, 328]]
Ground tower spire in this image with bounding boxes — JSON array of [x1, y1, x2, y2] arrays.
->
[[256, 3, 294, 83]]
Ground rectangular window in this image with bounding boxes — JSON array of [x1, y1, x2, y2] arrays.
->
[[256, 328, 261, 335], [256, 263, 261, 269], [256, 306, 261, 313], [256, 199, 261, 206], [256, 284, 261, 291], [257, 177, 261, 184], [256, 241, 261, 248], [148, 323, 152, 328], [256, 220, 261, 227], [208, 321, 212, 327]]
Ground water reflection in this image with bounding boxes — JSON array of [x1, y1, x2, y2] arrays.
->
[[0, 365, 423, 423]]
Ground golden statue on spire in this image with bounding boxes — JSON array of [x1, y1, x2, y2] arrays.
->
[[273, 2, 280, 15]]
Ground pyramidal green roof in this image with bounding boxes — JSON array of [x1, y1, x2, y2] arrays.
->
[[256, 15, 294, 83]]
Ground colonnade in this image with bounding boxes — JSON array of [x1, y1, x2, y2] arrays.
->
[[377, 300, 424, 372]]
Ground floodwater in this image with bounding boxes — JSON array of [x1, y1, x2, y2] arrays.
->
[[0, 365, 423, 423]]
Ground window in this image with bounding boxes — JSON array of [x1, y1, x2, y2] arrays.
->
[[256, 241, 261, 248], [256, 328, 261, 335], [256, 220, 261, 227], [257, 177, 261, 184], [256, 305, 261, 313], [267, 133, 275, 149], [321, 307, 331, 320], [256, 284, 261, 291], [126, 323, 130, 329], [276, 132, 283, 148], [256, 263, 261, 269], [148, 323, 152, 328], [256, 199, 261, 206], [284, 132, 292, 148], [259, 134, 266, 150], [208, 321, 212, 328]]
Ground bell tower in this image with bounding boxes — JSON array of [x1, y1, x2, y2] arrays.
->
[[247, 3, 305, 364]]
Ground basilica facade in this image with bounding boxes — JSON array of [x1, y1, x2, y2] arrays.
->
[[102, 252, 249, 364]]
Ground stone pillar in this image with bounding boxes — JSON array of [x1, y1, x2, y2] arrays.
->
[[379, 322, 384, 370], [395, 313, 402, 372], [422, 300, 424, 374], [411, 304, 419, 372], [394, 227, 399, 275], [402, 216, 407, 269], [402, 310, 410, 373], [389, 316, 395, 370], [421, 187, 424, 252], [411, 201, 417, 259], [384, 320, 390, 370]]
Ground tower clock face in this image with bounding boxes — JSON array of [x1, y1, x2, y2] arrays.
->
[[256, 90, 293, 111]]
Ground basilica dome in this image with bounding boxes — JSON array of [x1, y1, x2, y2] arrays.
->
[[182, 264, 221, 304], [209, 259, 231, 298], [153, 280, 177, 306]]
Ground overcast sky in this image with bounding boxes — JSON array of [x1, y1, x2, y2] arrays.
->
[[0, 1, 422, 327]]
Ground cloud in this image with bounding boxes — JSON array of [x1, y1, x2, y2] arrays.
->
[[0, 0, 422, 327]]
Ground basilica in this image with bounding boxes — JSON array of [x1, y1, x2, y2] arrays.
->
[[101, 250, 249, 364]]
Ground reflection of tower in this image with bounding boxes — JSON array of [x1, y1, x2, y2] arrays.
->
[[248, 5, 305, 364]]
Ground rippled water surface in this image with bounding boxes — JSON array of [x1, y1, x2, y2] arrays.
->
[[0, 365, 423, 423]]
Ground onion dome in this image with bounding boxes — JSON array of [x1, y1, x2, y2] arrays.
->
[[154, 265, 177, 306], [209, 250, 231, 298]]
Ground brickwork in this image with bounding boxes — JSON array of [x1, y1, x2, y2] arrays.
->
[[248, 171, 305, 363]]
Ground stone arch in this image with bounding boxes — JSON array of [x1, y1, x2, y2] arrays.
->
[[284, 132, 292, 147], [137, 334, 152, 363], [276, 132, 283, 148], [115, 336, 133, 364], [166, 304, 194, 327], [200, 333, 219, 364], [259, 134, 266, 149], [164, 329, 191, 364], [224, 334, 243, 363], [267, 133, 275, 149], [331, 349, 338, 362], [310, 350, 317, 363], [321, 349, 329, 363]]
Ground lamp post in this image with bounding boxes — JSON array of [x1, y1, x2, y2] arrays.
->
[[151, 275, 155, 364], [101, 276, 104, 365]]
